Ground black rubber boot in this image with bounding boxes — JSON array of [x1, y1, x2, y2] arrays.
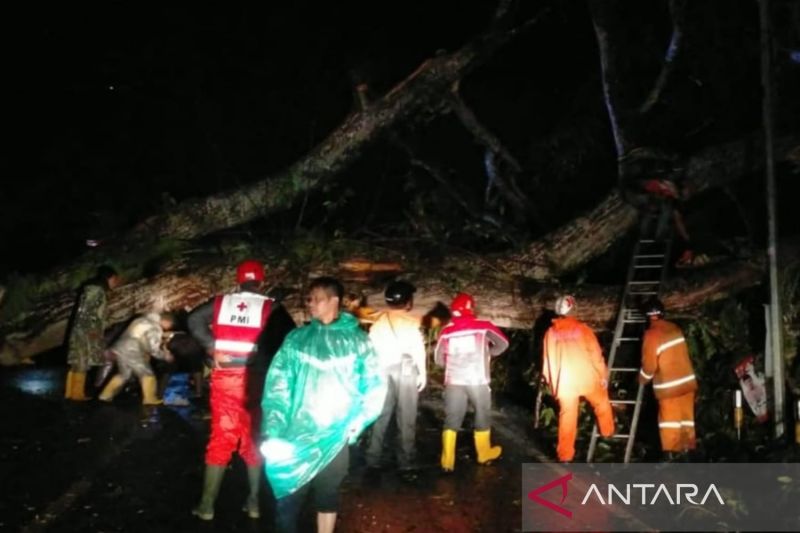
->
[[192, 465, 225, 520], [243, 465, 261, 519]]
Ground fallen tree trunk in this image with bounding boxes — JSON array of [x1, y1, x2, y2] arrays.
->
[[1, 135, 794, 363], [20, 9, 546, 305], [500, 136, 798, 279], [0, 249, 763, 365]]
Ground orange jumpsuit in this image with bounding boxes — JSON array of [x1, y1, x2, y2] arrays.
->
[[543, 316, 615, 462], [640, 318, 697, 452]]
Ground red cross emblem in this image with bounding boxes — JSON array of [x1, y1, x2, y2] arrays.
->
[[237, 301, 248, 312]]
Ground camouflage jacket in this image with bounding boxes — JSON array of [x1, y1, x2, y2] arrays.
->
[[66, 283, 108, 368]]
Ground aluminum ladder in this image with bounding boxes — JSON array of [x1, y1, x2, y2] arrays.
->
[[586, 205, 673, 463]]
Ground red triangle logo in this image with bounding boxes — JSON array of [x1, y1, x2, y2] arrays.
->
[[527, 472, 573, 518]]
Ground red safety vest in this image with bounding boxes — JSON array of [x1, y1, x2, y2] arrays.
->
[[211, 292, 272, 369], [435, 315, 509, 386]]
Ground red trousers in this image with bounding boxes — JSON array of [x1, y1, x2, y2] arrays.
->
[[206, 370, 261, 466], [557, 385, 615, 462], [657, 391, 696, 452]]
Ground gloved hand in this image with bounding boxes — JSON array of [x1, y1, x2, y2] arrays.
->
[[416, 373, 427, 392], [259, 438, 295, 462]]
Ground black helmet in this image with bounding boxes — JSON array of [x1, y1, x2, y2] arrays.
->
[[642, 297, 665, 318], [384, 280, 416, 306]]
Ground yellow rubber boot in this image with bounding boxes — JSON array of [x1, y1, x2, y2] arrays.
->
[[140, 375, 163, 405], [474, 430, 502, 464], [99, 375, 127, 402], [64, 371, 74, 399], [70, 372, 91, 401], [440, 429, 457, 472]]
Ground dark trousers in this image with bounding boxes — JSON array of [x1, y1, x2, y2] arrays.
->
[[366, 362, 419, 469], [444, 384, 492, 431], [275, 444, 349, 533]]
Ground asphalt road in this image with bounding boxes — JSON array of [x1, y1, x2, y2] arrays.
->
[[0, 357, 549, 533]]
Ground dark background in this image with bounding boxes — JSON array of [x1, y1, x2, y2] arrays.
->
[[4, 1, 799, 278]]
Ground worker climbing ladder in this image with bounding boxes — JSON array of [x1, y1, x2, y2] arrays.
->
[[587, 205, 673, 463]]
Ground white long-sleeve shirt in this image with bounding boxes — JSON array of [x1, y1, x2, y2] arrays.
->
[[368, 309, 426, 376]]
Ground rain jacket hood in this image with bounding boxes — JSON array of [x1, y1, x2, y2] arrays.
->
[[261, 312, 385, 498]]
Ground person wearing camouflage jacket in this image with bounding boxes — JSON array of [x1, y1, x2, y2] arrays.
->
[[64, 265, 120, 401]]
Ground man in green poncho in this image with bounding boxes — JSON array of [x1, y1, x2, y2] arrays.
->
[[261, 276, 386, 533]]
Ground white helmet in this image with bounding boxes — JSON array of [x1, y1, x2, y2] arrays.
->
[[555, 295, 576, 316]]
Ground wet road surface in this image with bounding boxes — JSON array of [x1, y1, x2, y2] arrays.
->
[[1, 357, 554, 533]]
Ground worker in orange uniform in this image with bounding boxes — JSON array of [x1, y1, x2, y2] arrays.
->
[[542, 295, 615, 462], [638, 297, 697, 459]]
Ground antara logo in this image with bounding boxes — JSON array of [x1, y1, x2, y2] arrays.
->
[[581, 483, 725, 506], [527, 472, 725, 519], [528, 473, 573, 518]]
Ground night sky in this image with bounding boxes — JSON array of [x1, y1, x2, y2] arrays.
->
[[5, 1, 799, 278]]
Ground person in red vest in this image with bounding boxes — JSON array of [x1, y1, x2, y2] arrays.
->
[[188, 259, 293, 521], [639, 297, 698, 459], [542, 295, 615, 462], [435, 292, 509, 472]]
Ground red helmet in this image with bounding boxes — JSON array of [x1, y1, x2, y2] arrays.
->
[[236, 259, 265, 284], [450, 292, 475, 317]]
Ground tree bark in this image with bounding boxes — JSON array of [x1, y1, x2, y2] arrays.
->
[[24, 11, 547, 305], [0, 247, 763, 365], [498, 136, 798, 279], [1, 135, 795, 364], [0, 138, 798, 361]]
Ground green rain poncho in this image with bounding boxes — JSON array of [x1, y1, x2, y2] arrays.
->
[[261, 312, 386, 499]]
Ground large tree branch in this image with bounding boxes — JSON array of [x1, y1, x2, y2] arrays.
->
[[18, 10, 548, 305], [497, 135, 799, 279], [448, 81, 541, 227], [2, 135, 795, 364], [588, 0, 633, 158], [0, 250, 763, 365], [639, 0, 687, 114]]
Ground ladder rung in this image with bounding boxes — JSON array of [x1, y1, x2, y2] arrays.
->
[[617, 337, 639, 342], [624, 319, 646, 324], [634, 254, 665, 259], [611, 434, 631, 439], [628, 290, 657, 295], [629, 281, 660, 285], [639, 239, 656, 244], [634, 265, 662, 269], [610, 367, 639, 372], [611, 399, 637, 405]]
